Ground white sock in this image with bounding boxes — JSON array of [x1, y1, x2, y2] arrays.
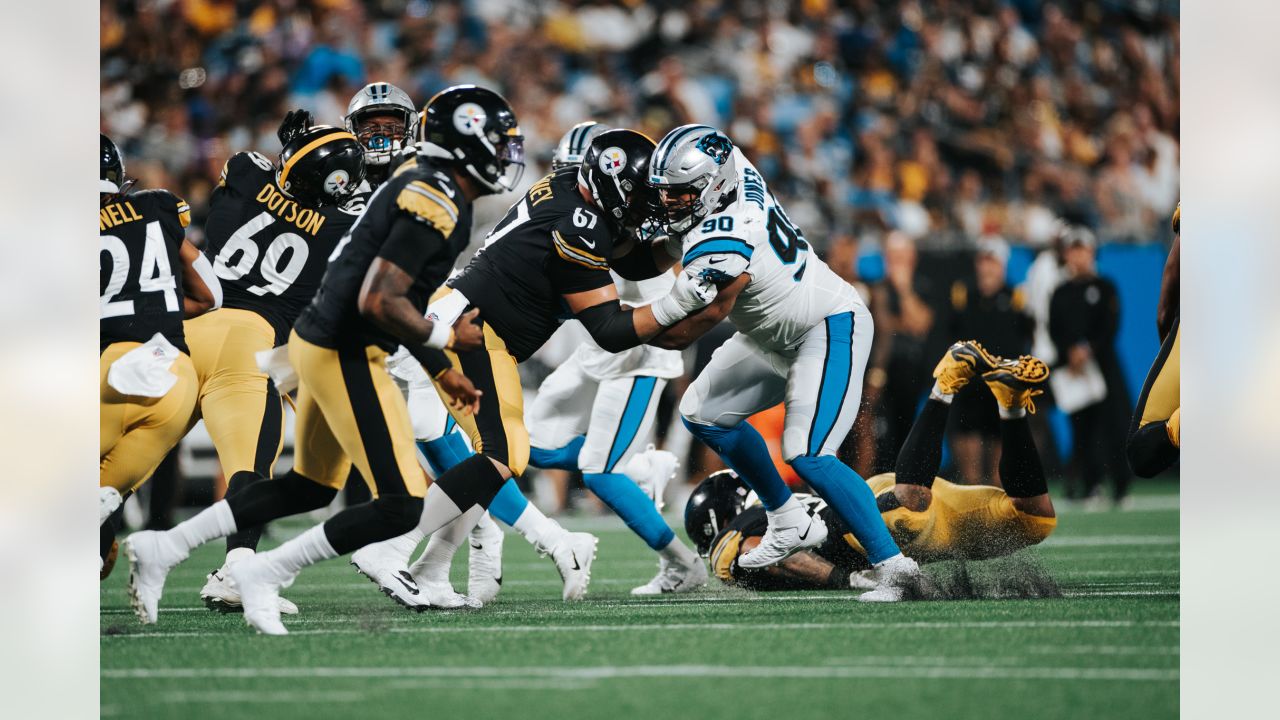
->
[[383, 528, 426, 565], [512, 502, 565, 549], [998, 406, 1026, 420], [874, 552, 905, 568], [409, 505, 483, 582], [929, 381, 955, 404], [657, 536, 699, 567], [168, 500, 236, 554], [768, 495, 803, 517], [262, 524, 337, 577], [224, 547, 255, 567]]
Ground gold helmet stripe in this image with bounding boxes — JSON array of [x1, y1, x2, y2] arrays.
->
[[278, 131, 357, 190]]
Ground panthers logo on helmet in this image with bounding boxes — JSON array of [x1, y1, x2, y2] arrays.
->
[[695, 132, 733, 165], [598, 146, 627, 176], [324, 169, 351, 195], [453, 103, 487, 136]]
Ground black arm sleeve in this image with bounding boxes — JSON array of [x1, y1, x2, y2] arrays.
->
[[610, 242, 664, 280], [575, 300, 641, 353], [378, 214, 443, 278], [404, 344, 453, 378]]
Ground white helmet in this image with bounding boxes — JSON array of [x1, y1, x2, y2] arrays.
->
[[552, 121, 611, 171], [344, 82, 417, 170], [648, 124, 738, 234]]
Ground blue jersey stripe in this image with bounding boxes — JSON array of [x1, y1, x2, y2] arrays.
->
[[604, 376, 658, 472], [682, 237, 754, 265], [808, 312, 855, 455]]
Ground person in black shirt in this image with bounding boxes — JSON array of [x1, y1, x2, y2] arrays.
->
[[123, 86, 525, 634], [945, 236, 1034, 485], [1049, 226, 1133, 504], [100, 134, 221, 576]]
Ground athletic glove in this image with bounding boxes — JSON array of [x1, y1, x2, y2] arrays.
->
[[650, 267, 719, 326], [277, 109, 314, 147]]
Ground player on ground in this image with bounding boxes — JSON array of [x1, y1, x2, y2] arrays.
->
[[351, 128, 718, 608], [689, 345, 1057, 592], [100, 133, 222, 576], [123, 86, 520, 634], [191, 117, 368, 612], [1127, 204, 1180, 476], [638, 125, 918, 600]]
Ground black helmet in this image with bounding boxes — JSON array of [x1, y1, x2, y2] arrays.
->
[[579, 129, 662, 241], [684, 469, 751, 556], [275, 125, 366, 206], [101, 133, 128, 195], [419, 85, 523, 195]]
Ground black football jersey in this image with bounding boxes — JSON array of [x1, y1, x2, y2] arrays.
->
[[712, 495, 870, 590], [294, 155, 473, 352], [204, 152, 369, 344], [449, 168, 617, 361], [100, 189, 191, 353]]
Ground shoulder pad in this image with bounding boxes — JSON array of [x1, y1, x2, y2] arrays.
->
[[133, 188, 191, 228], [396, 177, 460, 237], [220, 151, 274, 187]]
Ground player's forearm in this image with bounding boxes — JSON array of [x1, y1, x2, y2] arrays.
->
[[649, 309, 718, 350], [361, 293, 439, 347], [1156, 235, 1179, 340]]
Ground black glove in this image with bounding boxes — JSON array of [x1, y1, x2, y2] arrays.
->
[[277, 109, 313, 147]]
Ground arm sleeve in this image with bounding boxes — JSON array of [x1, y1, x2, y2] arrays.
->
[[574, 300, 642, 353], [378, 214, 444, 278], [610, 242, 664, 280]]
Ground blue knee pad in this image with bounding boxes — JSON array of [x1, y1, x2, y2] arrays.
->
[[681, 417, 793, 511], [417, 432, 473, 478], [487, 478, 530, 527], [529, 436, 586, 471], [583, 472, 674, 550], [790, 455, 900, 564]]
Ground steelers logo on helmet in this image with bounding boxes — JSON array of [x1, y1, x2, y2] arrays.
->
[[324, 169, 351, 196], [598, 146, 628, 176], [452, 102, 487, 136]]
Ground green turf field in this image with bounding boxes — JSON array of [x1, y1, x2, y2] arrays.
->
[[100, 491, 1179, 720]]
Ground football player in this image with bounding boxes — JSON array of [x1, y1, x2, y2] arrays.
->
[[636, 125, 918, 600], [1127, 204, 1180, 476], [689, 345, 1058, 592], [123, 85, 519, 634], [100, 133, 221, 576], [350, 128, 718, 608], [345, 82, 417, 189], [189, 117, 368, 612]]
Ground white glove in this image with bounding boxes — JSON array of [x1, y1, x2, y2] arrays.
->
[[650, 268, 719, 326]]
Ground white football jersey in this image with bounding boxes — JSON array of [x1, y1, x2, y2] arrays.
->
[[677, 149, 862, 353]]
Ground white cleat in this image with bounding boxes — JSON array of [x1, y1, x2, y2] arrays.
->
[[351, 542, 423, 610], [227, 555, 293, 635], [856, 554, 923, 604], [631, 556, 708, 595], [848, 569, 879, 591], [626, 446, 678, 511], [123, 531, 187, 625], [545, 531, 598, 601], [100, 486, 123, 525], [201, 563, 299, 615], [415, 580, 483, 610], [467, 514, 505, 604], [737, 503, 828, 569]]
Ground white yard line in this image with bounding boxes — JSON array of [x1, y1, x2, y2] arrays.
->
[[1040, 535, 1179, 547]]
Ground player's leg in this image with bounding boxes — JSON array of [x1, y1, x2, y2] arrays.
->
[[782, 310, 913, 600], [408, 373, 474, 476], [983, 355, 1058, 545], [680, 333, 826, 569], [577, 375, 705, 595], [1127, 318, 1180, 477]]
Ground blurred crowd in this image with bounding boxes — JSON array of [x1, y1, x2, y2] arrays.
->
[[102, 0, 1178, 518]]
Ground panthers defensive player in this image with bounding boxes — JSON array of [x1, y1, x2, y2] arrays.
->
[[123, 86, 519, 634], [690, 345, 1057, 592], [350, 128, 718, 609], [639, 125, 918, 600], [345, 82, 418, 189], [100, 134, 221, 575], [190, 117, 368, 613]]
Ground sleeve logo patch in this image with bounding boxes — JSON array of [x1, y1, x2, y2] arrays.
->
[[599, 146, 627, 176], [453, 103, 487, 136]]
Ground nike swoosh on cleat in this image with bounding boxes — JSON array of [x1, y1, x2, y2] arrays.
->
[[571, 552, 581, 571], [393, 572, 419, 596], [495, 575, 503, 586], [470, 542, 483, 550], [798, 525, 811, 542]]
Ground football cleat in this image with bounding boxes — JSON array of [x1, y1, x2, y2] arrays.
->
[[630, 556, 708, 595], [544, 531, 598, 601], [414, 580, 483, 610], [1166, 408, 1180, 448], [626, 445, 678, 511], [848, 569, 879, 591], [856, 554, 923, 603], [738, 502, 828, 569], [982, 355, 1050, 413], [467, 513, 505, 604], [123, 531, 188, 624], [932, 340, 1002, 395], [100, 486, 123, 525], [227, 555, 293, 635], [351, 542, 423, 610], [201, 564, 299, 615]]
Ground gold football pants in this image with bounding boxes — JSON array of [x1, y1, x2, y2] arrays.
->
[[288, 331, 428, 498], [184, 308, 285, 479], [1136, 320, 1180, 428], [100, 342, 199, 493]]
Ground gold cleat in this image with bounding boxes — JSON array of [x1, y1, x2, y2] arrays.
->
[[982, 355, 1050, 413], [932, 340, 1002, 395]]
